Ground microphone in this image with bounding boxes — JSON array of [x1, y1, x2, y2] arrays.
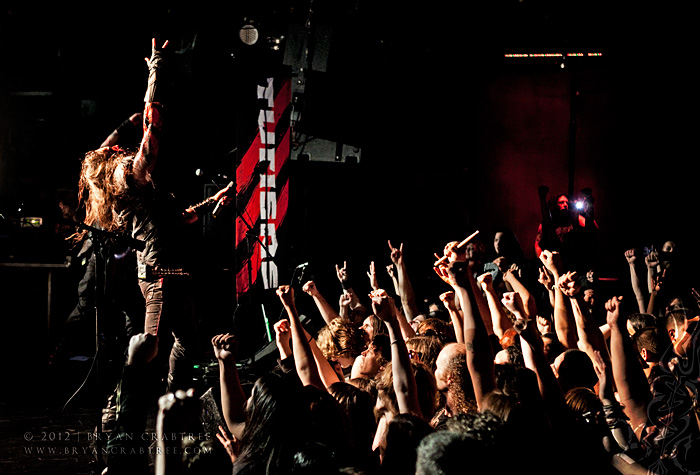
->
[[296, 262, 309, 268], [212, 181, 235, 218]]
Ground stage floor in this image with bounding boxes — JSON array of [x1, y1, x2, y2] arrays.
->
[[0, 356, 225, 475], [0, 402, 152, 475]]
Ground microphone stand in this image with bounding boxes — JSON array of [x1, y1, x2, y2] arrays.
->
[[59, 219, 145, 405], [58, 219, 146, 460], [235, 210, 275, 275], [62, 219, 146, 251], [236, 211, 275, 342]]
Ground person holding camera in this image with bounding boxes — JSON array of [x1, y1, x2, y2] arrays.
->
[[535, 185, 599, 273]]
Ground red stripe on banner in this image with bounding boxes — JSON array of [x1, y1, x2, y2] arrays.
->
[[236, 80, 290, 197], [236, 239, 262, 297], [236, 134, 262, 194], [235, 126, 291, 249], [235, 192, 260, 248]]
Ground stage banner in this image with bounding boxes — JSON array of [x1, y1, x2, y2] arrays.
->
[[234, 77, 291, 298]]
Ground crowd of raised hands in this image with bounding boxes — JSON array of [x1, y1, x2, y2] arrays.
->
[[104, 198, 700, 475]]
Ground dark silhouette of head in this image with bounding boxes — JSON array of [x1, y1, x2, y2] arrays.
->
[[417, 412, 510, 474], [328, 382, 378, 469], [381, 413, 434, 475], [553, 349, 597, 393]]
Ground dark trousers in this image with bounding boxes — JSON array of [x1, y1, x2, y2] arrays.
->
[[139, 276, 196, 392]]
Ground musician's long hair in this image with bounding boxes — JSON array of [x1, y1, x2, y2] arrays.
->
[[74, 146, 135, 242]]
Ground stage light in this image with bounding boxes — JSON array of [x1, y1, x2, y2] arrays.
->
[[240, 24, 259, 46]]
